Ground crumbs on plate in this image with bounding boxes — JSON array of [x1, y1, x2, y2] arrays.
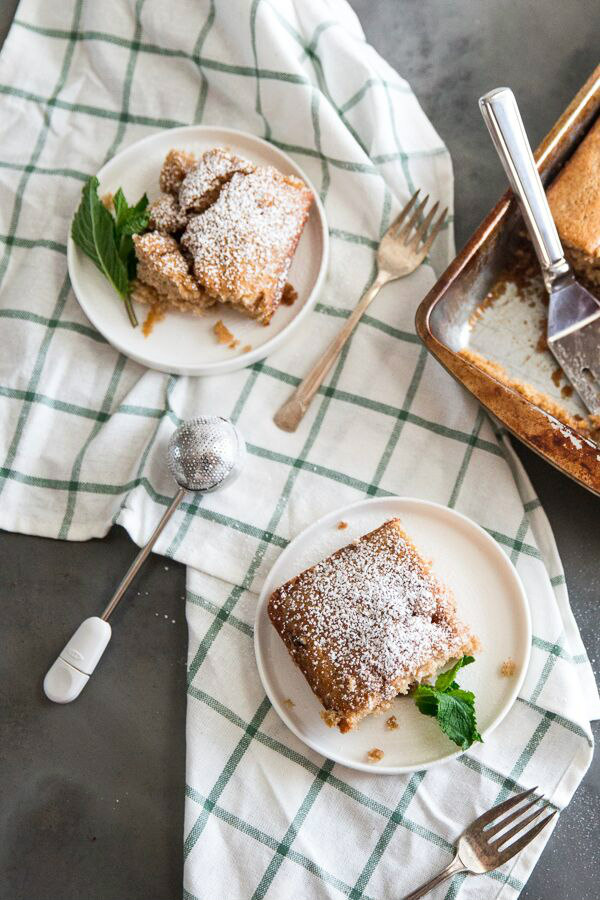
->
[[367, 748, 384, 764], [337, 521, 348, 530], [385, 715, 399, 731], [500, 658, 517, 677]]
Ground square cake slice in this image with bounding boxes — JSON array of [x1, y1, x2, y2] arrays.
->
[[547, 117, 600, 286], [268, 519, 479, 733], [181, 167, 313, 324]]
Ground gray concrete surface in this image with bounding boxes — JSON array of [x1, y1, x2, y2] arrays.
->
[[1, 2, 598, 899]]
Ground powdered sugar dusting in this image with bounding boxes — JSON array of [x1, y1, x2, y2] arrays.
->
[[181, 167, 312, 322], [269, 519, 475, 727], [178, 147, 254, 214]]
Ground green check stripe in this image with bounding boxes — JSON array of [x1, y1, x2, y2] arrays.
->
[[186, 784, 376, 900], [447, 406, 485, 508], [0, 308, 105, 343], [187, 684, 524, 892], [0, 233, 67, 253], [0, 384, 162, 422], [103, 0, 146, 163], [192, 0, 216, 123], [349, 772, 425, 899], [183, 696, 272, 858], [0, 0, 85, 499], [255, 363, 504, 457], [339, 77, 411, 115], [58, 354, 128, 538], [250, 759, 334, 899], [187, 588, 253, 638], [532, 634, 586, 664], [0, 159, 89, 181], [12, 19, 312, 84], [369, 343, 427, 493], [0, 451, 542, 562], [517, 697, 592, 745], [0, 276, 72, 497]]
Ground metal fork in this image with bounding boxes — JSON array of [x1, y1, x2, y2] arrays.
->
[[402, 786, 556, 900], [274, 190, 447, 432]]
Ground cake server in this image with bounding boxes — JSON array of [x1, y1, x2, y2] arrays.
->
[[43, 416, 245, 704], [480, 87, 600, 415]]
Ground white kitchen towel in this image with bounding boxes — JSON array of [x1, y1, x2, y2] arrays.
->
[[0, 1, 596, 898]]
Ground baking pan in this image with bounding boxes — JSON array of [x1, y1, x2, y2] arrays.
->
[[416, 65, 600, 496]]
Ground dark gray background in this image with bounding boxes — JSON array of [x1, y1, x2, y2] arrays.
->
[[1, 2, 598, 898]]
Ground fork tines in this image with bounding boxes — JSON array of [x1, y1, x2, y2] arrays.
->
[[479, 787, 557, 863], [390, 189, 447, 254]]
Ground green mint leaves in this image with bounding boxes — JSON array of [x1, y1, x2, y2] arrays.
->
[[71, 176, 149, 327], [413, 655, 482, 751]]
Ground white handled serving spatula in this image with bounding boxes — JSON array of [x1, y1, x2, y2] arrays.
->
[[480, 87, 600, 415]]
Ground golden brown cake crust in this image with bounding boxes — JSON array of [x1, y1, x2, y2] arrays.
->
[[159, 149, 197, 195], [132, 232, 214, 312], [547, 118, 600, 258], [268, 519, 478, 733]]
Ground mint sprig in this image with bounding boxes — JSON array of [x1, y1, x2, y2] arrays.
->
[[71, 177, 149, 327], [413, 655, 482, 751]]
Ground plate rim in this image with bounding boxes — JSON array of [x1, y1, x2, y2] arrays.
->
[[66, 124, 329, 376], [254, 495, 532, 775]]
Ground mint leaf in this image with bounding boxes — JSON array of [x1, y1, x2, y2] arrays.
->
[[71, 178, 149, 327], [112, 187, 149, 282], [113, 187, 149, 236], [412, 684, 439, 717], [434, 655, 475, 692], [436, 692, 482, 751], [413, 655, 482, 751], [72, 177, 130, 300]]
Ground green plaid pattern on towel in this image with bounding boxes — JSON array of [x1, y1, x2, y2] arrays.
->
[[0, 1, 597, 898]]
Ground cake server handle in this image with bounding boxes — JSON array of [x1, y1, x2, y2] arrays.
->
[[479, 87, 570, 291]]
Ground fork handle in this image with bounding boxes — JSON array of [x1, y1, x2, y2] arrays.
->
[[274, 272, 390, 431], [479, 87, 570, 293], [400, 855, 467, 900]]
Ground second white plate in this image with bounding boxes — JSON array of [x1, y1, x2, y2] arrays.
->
[[254, 497, 531, 774], [67, 125, 328, 376]]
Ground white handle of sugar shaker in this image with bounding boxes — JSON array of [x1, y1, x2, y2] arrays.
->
[[43, 617, 112, 703]]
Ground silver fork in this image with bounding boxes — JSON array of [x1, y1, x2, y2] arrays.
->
[[274, 190, 447, 432], [402, 786, 556, 900]]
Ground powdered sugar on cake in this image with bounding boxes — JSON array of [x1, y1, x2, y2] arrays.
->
[[134, 147, 312, 326], [268, 519, 478, 732], [181, 167, 311, 322]]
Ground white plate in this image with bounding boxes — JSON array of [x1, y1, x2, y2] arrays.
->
[[254, 497, 531, 774], [67, 126, 329, 376]]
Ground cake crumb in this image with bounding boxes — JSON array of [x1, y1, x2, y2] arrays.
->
[[281, 282, 298, 306], [229, 339, 240, 350], [337, 521, 348, 530], [142, 304, 166, 337], [500, 658, 517, 677], [101, 192, 114, 211], [321, 710, 339, 728], [214, 319, 234, 345], [367, 748, 384, 763], [242, 344, 252, 353], [385, 715, 399, 731], [283, 698, 295, 709]]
